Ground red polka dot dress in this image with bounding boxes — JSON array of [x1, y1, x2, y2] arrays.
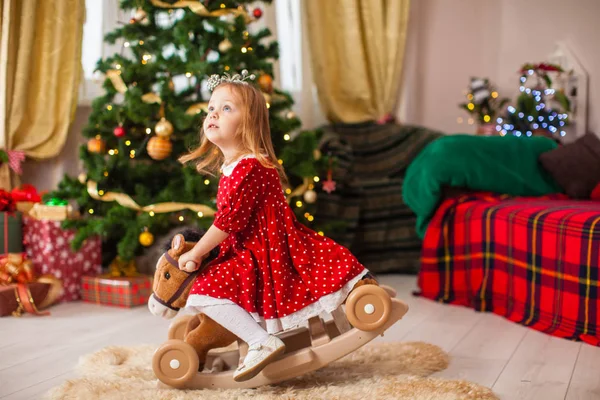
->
[[186, 155, 369, 333]]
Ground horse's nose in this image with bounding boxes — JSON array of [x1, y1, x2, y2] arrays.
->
[[148, 297, 157, 314]]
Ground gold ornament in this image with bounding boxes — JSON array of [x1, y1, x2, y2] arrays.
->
[[258, 74, 273, 93], [87, 137, 106, 154], [218, 39, 232, 52], [313, 149, 322, 160], [139, 230, 154, 247], [154, 117, 174, 137], [303, 189, 317, 204], [147, 136, 173, 160], [142, 92, 162, 104], [286, 111, 296, 119], [108, 256, 138, 277], [78, 173, 87, 184], [135, 8, 149, 24]]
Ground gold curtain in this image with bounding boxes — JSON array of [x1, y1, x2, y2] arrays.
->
[[0, 0, 85, 189], [304, 0, 410, 124]]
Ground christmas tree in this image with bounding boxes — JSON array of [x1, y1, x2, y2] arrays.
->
[[496, 62, 571, 138], [49, 0, 328, 267], [459, 77, 510, 135]]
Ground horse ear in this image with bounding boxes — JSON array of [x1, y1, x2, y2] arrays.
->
[[171, 234, 185, 256]]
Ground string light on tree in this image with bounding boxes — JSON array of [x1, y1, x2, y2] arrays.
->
[[459, 77, 509, 135], [496, 62, 571, 138]]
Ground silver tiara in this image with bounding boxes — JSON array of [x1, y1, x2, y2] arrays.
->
[[207, 69, 256, 92]]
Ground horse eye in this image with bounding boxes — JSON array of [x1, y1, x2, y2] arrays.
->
[[164, 272, 171, 280]]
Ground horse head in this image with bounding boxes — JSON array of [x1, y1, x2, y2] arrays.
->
[[148, 233, 201, 319]]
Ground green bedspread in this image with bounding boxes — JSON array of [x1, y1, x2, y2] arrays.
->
[[402, 134, 563, 238]]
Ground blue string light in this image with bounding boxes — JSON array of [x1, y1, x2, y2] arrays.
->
[[496, 65, 570, 137]]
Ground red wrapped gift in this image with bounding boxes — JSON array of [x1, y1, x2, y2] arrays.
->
[[22, 216, 102, 302], [11, 184, 42, 214], [81, 275, 153, 308], [0, 253, 63, 317]]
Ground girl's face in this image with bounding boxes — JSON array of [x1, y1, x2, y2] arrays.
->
[[203, 85, 243, 151]]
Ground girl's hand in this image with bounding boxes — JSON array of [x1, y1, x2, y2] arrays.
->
[[178, 250, 204, 272]]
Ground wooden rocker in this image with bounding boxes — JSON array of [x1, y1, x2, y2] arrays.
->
[[152, 283, 408, 389]]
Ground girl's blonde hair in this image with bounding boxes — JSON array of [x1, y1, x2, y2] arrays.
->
[[179, 82, 287, 184]]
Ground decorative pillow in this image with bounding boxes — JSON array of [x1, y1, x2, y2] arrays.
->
[[538, 132, 600, 199], [591, 182, 600, 201]]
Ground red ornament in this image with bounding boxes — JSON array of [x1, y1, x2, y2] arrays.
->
[[322, 158, 337, 194], [113, 125, 126, 138], [322, 179, 337, 194], [253, 8, 263, 18]]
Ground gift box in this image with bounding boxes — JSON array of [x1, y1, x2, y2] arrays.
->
[[0, 282, 51, 317], [0, 253, 64, 317], [0, 187, 23, 254], [0, 211, 22, 253], [81, 275, 153, 308], [27, 203, 73, 221], [22, 216, 102, 302], [11, 184, 42, 214]]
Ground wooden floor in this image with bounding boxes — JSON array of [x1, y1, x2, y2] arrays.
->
[[1, 274, 599, 400]]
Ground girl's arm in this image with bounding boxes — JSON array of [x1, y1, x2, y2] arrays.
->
[[178, 224, 229, 271]]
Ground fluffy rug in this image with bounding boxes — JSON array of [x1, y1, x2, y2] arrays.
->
[[46, 342, 498, 400]]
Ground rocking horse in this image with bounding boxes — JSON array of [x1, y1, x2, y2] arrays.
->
[[148, 231, 409, 390]]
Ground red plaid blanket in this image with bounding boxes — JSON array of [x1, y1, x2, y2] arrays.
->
[[418, 192, 600, 346]]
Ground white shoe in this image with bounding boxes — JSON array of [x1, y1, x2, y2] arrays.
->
[[233, 335, 286, 382]]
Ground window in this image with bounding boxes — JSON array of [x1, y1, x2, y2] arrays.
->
[[81, 0, 104, 81], [79, 0, 124, 105], [275, 0, 303, 92]]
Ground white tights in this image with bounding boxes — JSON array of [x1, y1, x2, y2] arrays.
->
[[200, 303, 270, 347]]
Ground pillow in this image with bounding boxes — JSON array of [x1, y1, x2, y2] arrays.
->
[[591, 182, 600, 201], [538, 132, 600, 199]]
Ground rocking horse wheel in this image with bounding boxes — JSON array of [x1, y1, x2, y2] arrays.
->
[[345, 285, 391, 332], [152, 339, 199, 388], [168, 315, 195, 340]]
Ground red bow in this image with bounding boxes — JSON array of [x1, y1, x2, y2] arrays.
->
[[11, 184, 41, 203]]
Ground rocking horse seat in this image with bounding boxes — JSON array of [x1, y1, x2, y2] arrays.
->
[[153, 284, 408, 390]]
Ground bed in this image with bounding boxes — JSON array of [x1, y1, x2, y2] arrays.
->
[[417, 192, 600, 346]]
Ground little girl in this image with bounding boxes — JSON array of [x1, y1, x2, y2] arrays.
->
[[178, 70, 370, 382]]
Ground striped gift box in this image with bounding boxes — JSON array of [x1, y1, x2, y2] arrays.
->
[[81, 275, 153, 308]]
